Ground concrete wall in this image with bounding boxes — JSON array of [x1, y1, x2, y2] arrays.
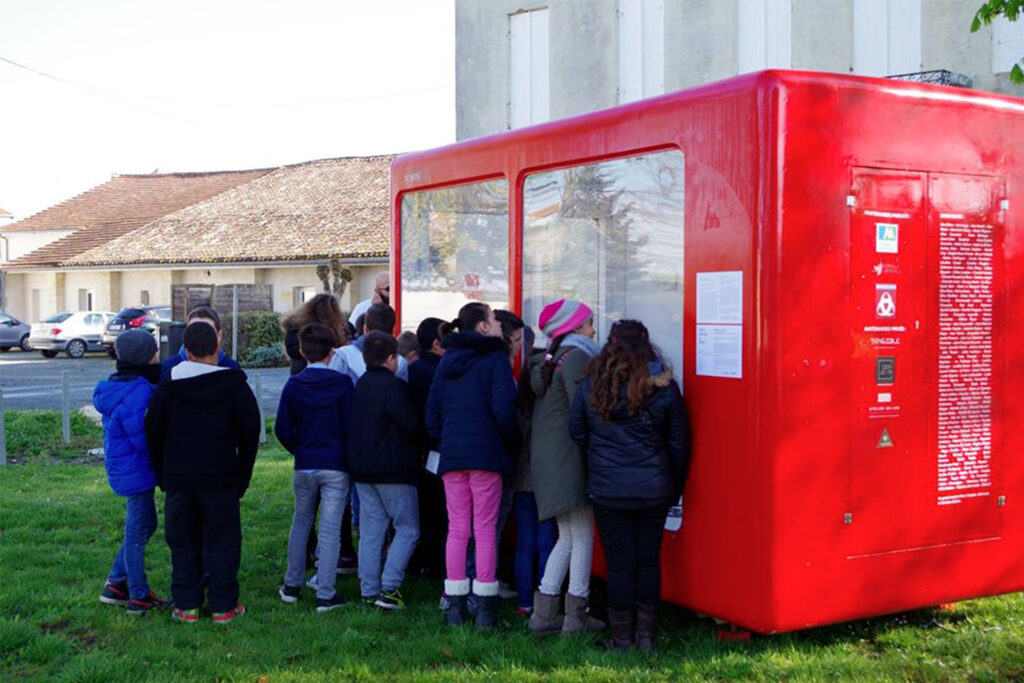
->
[[4, 261, 387, 322], [1, 229, 75, 263], [456, 0, 1024, 141]]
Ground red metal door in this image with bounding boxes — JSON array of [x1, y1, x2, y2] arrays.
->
[[847, 168, 929, 556]]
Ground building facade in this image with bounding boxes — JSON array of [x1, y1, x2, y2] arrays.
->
[[456, 0, 1024, 140]]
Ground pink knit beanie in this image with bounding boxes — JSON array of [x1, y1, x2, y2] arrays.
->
[[537, 299, 593, 339]]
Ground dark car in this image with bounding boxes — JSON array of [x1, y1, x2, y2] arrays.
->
[[0, 312, 32, 352], [102, 306, 172, 358]]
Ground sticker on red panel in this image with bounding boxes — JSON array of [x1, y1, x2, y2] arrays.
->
[[875, 284, 897, 318], [877, 428, 894, 448], [875, 223, 899, 254]]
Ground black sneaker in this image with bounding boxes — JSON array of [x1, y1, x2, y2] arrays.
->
[[126, 591, 170, 615], [100, 580, 130, 607], [375, 589, 406, 610], [361, 595, 379, 609], [279, 584, 301, 604], [337, 555, 358, 576], [316, 594, 348, 613]]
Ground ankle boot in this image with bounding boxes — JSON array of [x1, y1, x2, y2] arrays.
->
[[527, 590, 563, 634], [634, 602, 657, 652], [444, 579, 470, 627], [561, 593, 606, 634], [475, 595, 499, 630], [605, 607, 634, 651], [446, 594, 469, 627]]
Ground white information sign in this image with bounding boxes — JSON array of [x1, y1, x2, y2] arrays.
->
[[696, 324, 743, 378], [696, 271, 743, 324], [696, 271, 743, 378]]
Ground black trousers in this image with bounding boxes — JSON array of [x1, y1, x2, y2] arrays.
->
[[165, 489, 242, 612], [409, 470, 447, 576], [593, 503, 669, 611]]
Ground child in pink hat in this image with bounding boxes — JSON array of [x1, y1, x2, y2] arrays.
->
[[527, 299, 606, 635]]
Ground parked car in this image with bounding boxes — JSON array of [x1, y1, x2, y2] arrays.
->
[[101, 305, 172, 358], [29, 311, 115, 359], [0, 312, 32, 352]]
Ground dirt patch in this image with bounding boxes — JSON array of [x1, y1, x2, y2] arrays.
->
[[39, 619, 71, 634]]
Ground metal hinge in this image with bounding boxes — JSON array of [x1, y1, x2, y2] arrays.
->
[[998, 495, 1006, 507], [1000, 199, 1009, 211], [846, 195, 857, 208], [843, 512, 853, 524]]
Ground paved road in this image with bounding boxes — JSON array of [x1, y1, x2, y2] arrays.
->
[[0, 350, 290, 416]]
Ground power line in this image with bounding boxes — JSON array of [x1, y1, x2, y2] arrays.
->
[[0, 54, 453, 109]]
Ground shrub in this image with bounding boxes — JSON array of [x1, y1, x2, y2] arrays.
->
[[240, 345, 289, 368], [222, 311, 283, 358]]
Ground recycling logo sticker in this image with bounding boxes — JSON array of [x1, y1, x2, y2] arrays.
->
[[875, 284, 897, 318]]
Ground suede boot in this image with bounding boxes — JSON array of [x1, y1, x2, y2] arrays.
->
[[634, 602, 657, 652], [445, 579, 470, 627], [527, 590, 564, 634], [446, 595, 469, 627], [475, 595, 499, 630], [561, 593, 606, 634], [472, 580, 500, 630], [605, 607, 634, 651]]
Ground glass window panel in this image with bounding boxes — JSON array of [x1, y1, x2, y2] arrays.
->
[[400, 179, 510, 331], [523, 150, 684, 380]]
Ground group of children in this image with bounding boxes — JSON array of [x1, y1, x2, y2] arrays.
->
[[96, 293, 690, 651]]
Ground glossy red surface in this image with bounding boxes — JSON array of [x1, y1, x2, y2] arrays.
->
[[391, 71, 1024, 633]]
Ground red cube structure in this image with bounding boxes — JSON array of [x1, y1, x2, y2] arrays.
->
[[390, 70, 1023, 633]]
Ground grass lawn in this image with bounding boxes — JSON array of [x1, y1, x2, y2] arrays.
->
[[2, 437, 1024, 681]]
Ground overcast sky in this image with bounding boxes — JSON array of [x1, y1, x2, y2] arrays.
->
[[0, 0, 455, 220]]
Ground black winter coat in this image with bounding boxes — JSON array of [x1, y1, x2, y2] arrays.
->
[[408, 351, 442, 454], [145, 368, 261, 496], [568, 364, 691, 508], [346, 367, 421, 485]]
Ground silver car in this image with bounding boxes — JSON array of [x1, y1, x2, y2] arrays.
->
[[29, 311, 116, 359], [0, 312, 32, 352]]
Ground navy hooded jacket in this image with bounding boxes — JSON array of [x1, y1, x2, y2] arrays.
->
[[275, 365, 354, 471], [425, 331, 518, 476], [93, 375, 158, 496]]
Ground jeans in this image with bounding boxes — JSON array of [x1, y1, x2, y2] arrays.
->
[[355, 482, 419, 597], [107, 491, 158, 599], [165, 489, 242, 612], [592, 503, 670, 610], [443, 470, 502, 586], [285, 470, 349, 600], [512, 492, 556, 608]]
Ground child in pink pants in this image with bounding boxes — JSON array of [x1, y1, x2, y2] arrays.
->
[[425, 303, 519, 629]]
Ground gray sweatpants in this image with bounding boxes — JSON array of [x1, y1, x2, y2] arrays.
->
[[355, 482, 420, 597]]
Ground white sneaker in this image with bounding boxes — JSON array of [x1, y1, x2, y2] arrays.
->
[[498, 582, 517, 600], [306, 574, 319, 590]]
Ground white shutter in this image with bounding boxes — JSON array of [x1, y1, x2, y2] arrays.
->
[[510, 9, 549, 128], [530, 9, 549, 124], [642, 0, 665, 96], [993, 15, 1024, 74], [619, 0, 643, 103], [854, 0, 921, 76], [738, 0, 790, 73], [886, 0, 921, 74]]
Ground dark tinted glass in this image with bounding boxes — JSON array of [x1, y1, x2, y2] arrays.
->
[[117, 308, 147, 319], [44, 312, 72, 323]]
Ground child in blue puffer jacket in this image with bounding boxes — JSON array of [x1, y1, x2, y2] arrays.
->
[[94, 330, 169, 615]]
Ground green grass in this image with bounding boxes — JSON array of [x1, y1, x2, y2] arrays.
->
[[2, 445, 1024, 681], [2, 411, 103, 463]]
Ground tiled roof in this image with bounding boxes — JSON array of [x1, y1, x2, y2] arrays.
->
[[0, 208, 12, 219], [66, 156, 392, 267], [4, 170, 271, 268]]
